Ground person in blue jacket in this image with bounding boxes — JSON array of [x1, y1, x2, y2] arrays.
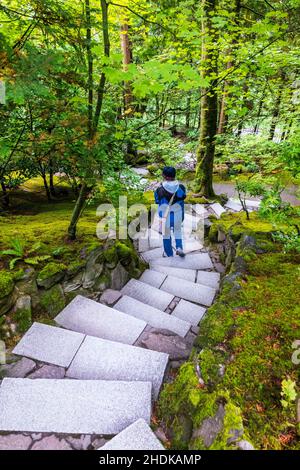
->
[[154, 166, 186, 257]]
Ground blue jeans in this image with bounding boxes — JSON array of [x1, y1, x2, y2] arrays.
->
[[162, 209, 183, 257]]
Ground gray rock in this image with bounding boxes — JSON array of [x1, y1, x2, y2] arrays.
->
[[82, 247, 104, 289], [37, 269, 66, 289], [192, 404, 225, 448], [12, 295, 32, 332], [63, 271, 83, 293], [114, 295, 191, 337], [154, 427, 169, 444], [225, 199, 243, 212], [0, 378, 152, 435], [0, 292, 14, 316], [0, 433, 32, 450], [237, 439, 255, 450], [137, 328, 191, 360], [99, 289, 122, 306], [27, 364, 65, 379], [31, 435, 73, 450], [13, 322, 84, 368], [55, 295, 146, 345], [0, 357, 36, 379], [100, 419, 164, 450], [121, 279, 174, 312], [110, 262, 129, 290], [92, 437, 108, 449], [66, 335, 168, 400], [210, 203, 226, 219], [66, 435, 92, 450]]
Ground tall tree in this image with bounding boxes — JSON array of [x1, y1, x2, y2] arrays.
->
[[68, 0, 110, 240], [194, 0, 218, 197]]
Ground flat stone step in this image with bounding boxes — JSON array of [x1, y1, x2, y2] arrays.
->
[[66, 336, 168, 399], [114, 295, 191, 337], [196, 270, 220, 289], [183, 238, 203, 253], [139, 269, 166, 288], [121, 279, 174, 311], [150, 264, 196, 282], [160, 276, 216, 306], [0, 378, 151, 435], [172, 299, 206, 326], [244, 199, 260, 209], [225, 199, 243, 212], [141, 247, 164, 263], [210, 203, 226, 218], [55, 295, 146, 345], [100, 419, 164, 450], [192, 204, 210, 218], [138, 234, 150, 253], [13, 322, 84, 367], [151, 252, 213, 270]]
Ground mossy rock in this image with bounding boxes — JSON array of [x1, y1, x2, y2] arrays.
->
[[103, 245, 118, 267], [37, 262, 67, 289], [12, 295, 32, 333], [39, 284, 65, 318], [0, 272, 14, 300]]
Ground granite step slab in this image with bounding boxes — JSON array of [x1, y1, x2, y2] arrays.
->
[[183, 238, 203, 253], [0, 378, 151, 435], [196, 270, 220, 289], [138, 233, 150, 253], [13, 322, 84, 368], [209, 203, 226, 218], [225, 199, 243, 212], [121, 279, 174, 311], [114, 295, 191, 337], [55, 295, 146, 345], [66, 336, 168, 399], [100, 419, 164, 450], [150, 264, 196, 282], [139, 269, 167, 288], [244, 199, 261, 210], [172, 299, 206, 326], [160, 276, 216, 306], [151, 252, 213, 270], [141, 247, 165, 263]]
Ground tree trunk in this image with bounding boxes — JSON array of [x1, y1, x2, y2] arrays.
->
[[68, 0, 110, 240], [0, 180, 9, 209], [269, 86, 283, 141], [49, 158, 56, 197], [217, 0, 241, 135], [41, 172, 52, 202], [194, 0, 218, 197], [185, 92, 191, 129], [253, 85, 266, 134], [120, 19, 134, 114], [68, 182, 89, 240]]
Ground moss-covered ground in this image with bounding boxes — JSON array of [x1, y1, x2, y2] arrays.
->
[[158, 223, 300, 450]]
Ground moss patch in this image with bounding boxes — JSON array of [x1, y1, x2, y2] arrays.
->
[[39, 284, 65, 318], [0, 272, 14, 299], [37, 262, 67, 283]]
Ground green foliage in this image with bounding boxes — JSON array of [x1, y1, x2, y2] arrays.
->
[[0, 271, 14, 299], [0, 238, 51, 269], [281, 379, 297, 409]]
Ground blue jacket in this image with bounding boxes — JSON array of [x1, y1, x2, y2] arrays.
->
[[154, 181, 186, 223]]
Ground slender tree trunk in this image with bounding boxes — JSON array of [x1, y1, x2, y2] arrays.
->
[[0, 180, 9, 209], [185, 92, 191, 129], [49, 158, 56, 197], [194, 0, 218, 197], [253, 84, 267, 134], [269, 84, 283, 141], [120, 19, 134, 114], [217, 0, 241, 135], [41, 172, 52, 202], [68, 0, 110, 240]]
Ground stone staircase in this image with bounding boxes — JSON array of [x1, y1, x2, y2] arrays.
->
[[0, 198, 261, 450]]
